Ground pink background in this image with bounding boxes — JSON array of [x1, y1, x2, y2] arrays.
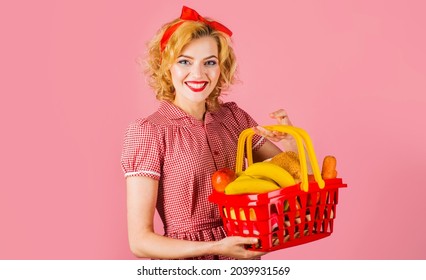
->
[[1, 0, 425, 259]]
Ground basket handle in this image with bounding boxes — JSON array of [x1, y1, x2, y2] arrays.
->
[[235, 125, 325, 192]]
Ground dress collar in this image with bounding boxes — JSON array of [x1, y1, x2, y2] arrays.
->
[[158, 101, 216, 125]]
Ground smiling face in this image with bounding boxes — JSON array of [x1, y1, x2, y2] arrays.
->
[[170, 36, 220, 110]]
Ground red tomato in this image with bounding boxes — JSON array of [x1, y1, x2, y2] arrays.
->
[[211, 168, 236, 193]]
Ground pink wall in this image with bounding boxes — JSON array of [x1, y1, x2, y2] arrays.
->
[[1, 0, 425, 259]]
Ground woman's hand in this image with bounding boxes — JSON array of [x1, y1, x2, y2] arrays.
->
[[269, 109, 293, 126], [253, 109, 294, 142], [214, 236, 266, 260]]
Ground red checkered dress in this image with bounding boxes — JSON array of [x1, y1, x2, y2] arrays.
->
[[121, 101, 265, 260]]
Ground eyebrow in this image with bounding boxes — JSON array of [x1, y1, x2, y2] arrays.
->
[[178, 55, 218, 60]]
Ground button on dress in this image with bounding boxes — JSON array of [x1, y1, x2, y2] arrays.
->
[[121, 101, 265, 259]]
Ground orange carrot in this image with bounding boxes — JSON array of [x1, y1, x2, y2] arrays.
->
[[321, 155, 338, 179]]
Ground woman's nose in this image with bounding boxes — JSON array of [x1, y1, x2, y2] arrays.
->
[[191, 63, 203, 78]]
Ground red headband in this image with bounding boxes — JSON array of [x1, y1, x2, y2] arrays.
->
[[160, 6, 233, 52]]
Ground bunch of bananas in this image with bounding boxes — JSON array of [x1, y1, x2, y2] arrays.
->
[[224, 161, 296, 195]]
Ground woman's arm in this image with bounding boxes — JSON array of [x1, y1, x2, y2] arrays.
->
[[126, 176, 265, 259], [252, 140, 282, 162]]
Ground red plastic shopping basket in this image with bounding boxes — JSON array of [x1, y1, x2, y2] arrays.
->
[[208, 125, 347, 252]]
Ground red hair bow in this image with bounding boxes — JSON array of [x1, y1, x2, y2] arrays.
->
[[160, 6, 233, 52]]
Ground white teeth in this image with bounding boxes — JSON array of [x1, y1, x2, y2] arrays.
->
[[186, 82, 206, 89]]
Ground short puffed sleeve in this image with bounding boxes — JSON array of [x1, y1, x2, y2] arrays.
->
[[120, 119, 163, 180], [223, 102, 266, 151]]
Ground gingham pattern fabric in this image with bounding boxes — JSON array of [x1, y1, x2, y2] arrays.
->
[[121, 101, 265, 260]]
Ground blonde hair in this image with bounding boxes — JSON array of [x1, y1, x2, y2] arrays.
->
[[144, 19, 237, 111]]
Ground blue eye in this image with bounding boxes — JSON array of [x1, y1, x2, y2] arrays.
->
[[177, 59, 190, 65], [205, 60, 217, 66]]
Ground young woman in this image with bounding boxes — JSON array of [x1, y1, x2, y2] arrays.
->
[[121, 6, 296, 260]]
